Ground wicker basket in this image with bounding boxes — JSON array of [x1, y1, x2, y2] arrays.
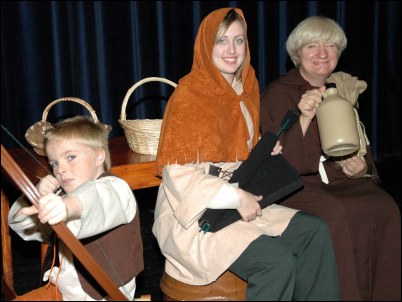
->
[[25, 97, 111, 156], [119, 77, 177, 155]]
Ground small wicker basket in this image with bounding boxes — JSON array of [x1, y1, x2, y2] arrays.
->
[[118, 77, 177, 155], [25, 97, 111, 156]]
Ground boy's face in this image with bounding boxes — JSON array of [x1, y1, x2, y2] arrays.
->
[[46, 138, 105, 193]]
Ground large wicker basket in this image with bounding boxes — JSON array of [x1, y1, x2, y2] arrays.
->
[[118, 77, 177, 155], [25, 97, 111, 156]]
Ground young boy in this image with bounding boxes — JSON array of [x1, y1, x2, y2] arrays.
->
[[8, 116, 143, 301]]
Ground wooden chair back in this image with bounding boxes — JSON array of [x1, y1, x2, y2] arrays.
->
[[1, 189, 17, 300], [2, 187, 50, 300]]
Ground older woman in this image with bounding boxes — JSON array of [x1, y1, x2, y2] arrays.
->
[[260, 16, 401, 301]]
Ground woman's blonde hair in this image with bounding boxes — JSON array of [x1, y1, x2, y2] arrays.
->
[[286, 16, 347, 67], [44, 116, 111, 171], [215, 8, 248, 79]]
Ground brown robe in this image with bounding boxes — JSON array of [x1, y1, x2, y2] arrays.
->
[[260, 68, 401, 301]]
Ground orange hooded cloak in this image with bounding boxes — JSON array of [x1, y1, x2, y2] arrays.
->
[[155, 7, 260, 176]]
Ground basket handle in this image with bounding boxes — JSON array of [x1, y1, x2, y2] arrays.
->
[[41, 97, 99, 123], [120, 77, 177, 121]]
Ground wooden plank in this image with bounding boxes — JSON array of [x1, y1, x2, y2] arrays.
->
[[1, 190, 16, 300], [111, 162, 161, 190]]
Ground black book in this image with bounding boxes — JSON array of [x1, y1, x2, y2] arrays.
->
[[198, 131, 303, 233]]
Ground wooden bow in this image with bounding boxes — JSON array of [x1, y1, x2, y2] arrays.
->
[[1, 144, 127, 301]]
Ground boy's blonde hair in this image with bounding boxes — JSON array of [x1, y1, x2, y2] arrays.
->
[[44, 116, 111, 171], [286, 16, 347, 68]]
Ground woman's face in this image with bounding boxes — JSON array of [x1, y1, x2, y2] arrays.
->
[[298, 41, 339, 81], [212, 20, 246, 83]]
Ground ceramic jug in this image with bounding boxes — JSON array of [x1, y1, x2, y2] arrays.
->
[[316, 83, 360, 157]]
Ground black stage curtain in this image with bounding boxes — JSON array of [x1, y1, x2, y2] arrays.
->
[[1, 1, 400, 161]]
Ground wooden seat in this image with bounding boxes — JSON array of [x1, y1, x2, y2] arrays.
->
[[160, 270, 247, 301]]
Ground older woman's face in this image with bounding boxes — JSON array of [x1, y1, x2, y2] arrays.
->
[[298, 41, 339, 79]]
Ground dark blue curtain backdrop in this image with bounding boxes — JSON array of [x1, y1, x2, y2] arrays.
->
[[1, 1, 400, 161]]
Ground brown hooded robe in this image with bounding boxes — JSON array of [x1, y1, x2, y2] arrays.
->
[[260, 68, 401, 301]]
